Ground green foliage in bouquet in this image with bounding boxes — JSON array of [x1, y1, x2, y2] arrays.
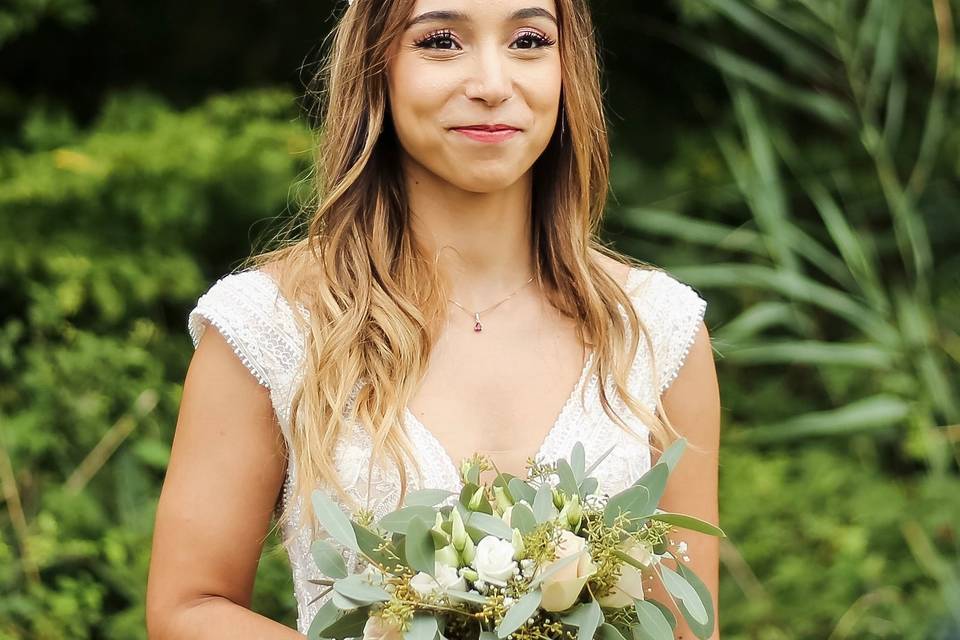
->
[[307, 439, 726, 640]]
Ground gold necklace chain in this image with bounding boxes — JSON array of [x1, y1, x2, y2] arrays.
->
[[447, 275, 535, 333]]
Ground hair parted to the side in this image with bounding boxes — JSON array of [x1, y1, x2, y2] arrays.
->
[[242, 0, 694, 546]]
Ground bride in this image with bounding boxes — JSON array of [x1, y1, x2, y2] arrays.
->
[[146, 0, 720, 638]]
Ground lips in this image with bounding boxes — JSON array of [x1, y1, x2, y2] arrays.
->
[[452, 125, 520, 132]]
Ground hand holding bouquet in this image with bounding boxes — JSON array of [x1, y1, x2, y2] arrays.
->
[[308, 438, 725, 640]]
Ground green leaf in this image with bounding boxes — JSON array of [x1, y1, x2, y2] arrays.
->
[[584, 443, 616, 476], [331, 590, 367, 610], [464, 511, 515, 540], [311, 538, 348, 579], [312, 489, 360, 553], [332, 575, 391, 604], [404, 613, 439, 640], [597, 623, 627, 640], [646, 513, 726, 537], [315, 607, 371, 639], [570, 442, 586, 482], [656, 437, 686, 474], [659, 563, 707, 625], [533, 484, 557, 522], [405, 488, 457, 507], [647, 601, 676, 630], [307, 600, 341, 640], [676, 562, 716, 640], [556, 459, 580, 497], [446, 589, 490, 605], [578, 477, 599, 498], [509, 502, 537, 534], [577, 599, 603, 640], [631, 463, 669, 511], [497, 589, 542, 638], [508, 478, 536, 505], [603, 485, 650, 528], [633, 600, 673, 640], [379, 506, 439, 534], [352, 522, 398, 569], [404, 514, 436, 576]]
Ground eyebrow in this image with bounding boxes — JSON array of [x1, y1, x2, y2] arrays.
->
[[405, 7, 558, 29]]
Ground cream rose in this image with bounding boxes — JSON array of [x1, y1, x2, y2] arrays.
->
[[409, 563, 467, 598], [361, 615, 404, 640], [597, 540, 653, 607], [537, 529, 597, 612], [472, 535, 518, 587]]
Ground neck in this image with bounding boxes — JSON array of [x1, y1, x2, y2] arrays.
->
[[402, 157, 538, 309]]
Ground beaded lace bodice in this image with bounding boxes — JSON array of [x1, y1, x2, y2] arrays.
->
[[187, 265, 707, 636]]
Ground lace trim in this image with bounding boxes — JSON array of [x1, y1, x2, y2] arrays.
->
[[188, 306, 272, 390], [657, 285, 707, 396]]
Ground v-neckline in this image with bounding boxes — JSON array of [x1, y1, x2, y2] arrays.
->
[[403, 348, 596, 492], [402, 266, 644, 491]]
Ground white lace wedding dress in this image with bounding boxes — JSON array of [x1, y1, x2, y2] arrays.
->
[[187, 265, 707, 635]]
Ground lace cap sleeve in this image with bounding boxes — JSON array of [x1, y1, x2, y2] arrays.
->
[[635, 269, 708, 396], [187, 269, 303, 391]]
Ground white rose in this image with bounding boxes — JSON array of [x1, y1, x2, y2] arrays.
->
[[410, 563, 467, 597], [471, 535, 518, 587]]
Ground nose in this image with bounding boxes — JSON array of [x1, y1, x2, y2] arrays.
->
[[463, 42, 513, 106]]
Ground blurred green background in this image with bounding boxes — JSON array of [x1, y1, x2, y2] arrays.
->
[[1, 0, 958, 638]]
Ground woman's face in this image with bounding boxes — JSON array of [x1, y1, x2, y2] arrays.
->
[[386, 0, 562, 193]]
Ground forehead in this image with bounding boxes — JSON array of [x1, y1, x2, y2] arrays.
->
[[404, 0, 559, 26]]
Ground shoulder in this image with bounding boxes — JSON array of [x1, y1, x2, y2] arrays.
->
[[589, 251, 710, 396], [187, 265, 305, 392]]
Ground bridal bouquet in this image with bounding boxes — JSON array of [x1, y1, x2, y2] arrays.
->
[[307, 438, 724, 640]]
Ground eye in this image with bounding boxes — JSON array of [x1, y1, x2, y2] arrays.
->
[[511, 30, 556, 50], [412, 29, 557, 52], [413, 29, 460, 50]]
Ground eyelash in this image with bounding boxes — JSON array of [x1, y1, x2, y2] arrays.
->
[[413, 29, 556, 51]]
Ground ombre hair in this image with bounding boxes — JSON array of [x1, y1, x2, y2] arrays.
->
[[244, 0, 687, 545]]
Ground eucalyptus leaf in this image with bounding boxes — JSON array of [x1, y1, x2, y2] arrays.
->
[[633, 600, 673, 640], [603, 485, 650, 528], [656, 437, 686, 474], [578, 477, 599, 498], [379, 506, 439, 534], [446, 589, 490, 605], [584, 443, 617, 476], [597, 623, 627, 640], [312, 489, 360, 553], [307, 600, 341, 640], [570, 442, 586, 481], [577, 599, 602, 640], [331, 590, 367, 610], [315, 607, 371, 639], [332, 575, 392, 604], [509, 502, 537, 534], [676, 562, 716, 639], [647, 601, 676, 631], [405, 514, 436, 576], [405, 488, 457, 507], [404, 613, 439, 640], [556, 459, 579, 497], [508, 478, 536, 505], [311, 538, 348, 579], [659, 563, 707, 625], [497, 589, 542, 638], [631, 463, 668, 511], [533, 484, 558, 522], [647, 513, 726, 537], [466, 511, 515, 540], [352, 522, 397, 569]]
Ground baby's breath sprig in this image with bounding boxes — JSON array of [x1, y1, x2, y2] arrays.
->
[[524, 457, 558, 483], [509, 612, 571, 640], [581, 508, 633, 598], [353, 506, 375, 529]]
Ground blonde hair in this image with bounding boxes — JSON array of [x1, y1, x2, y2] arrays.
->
[[244, 0, 689, 545]]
